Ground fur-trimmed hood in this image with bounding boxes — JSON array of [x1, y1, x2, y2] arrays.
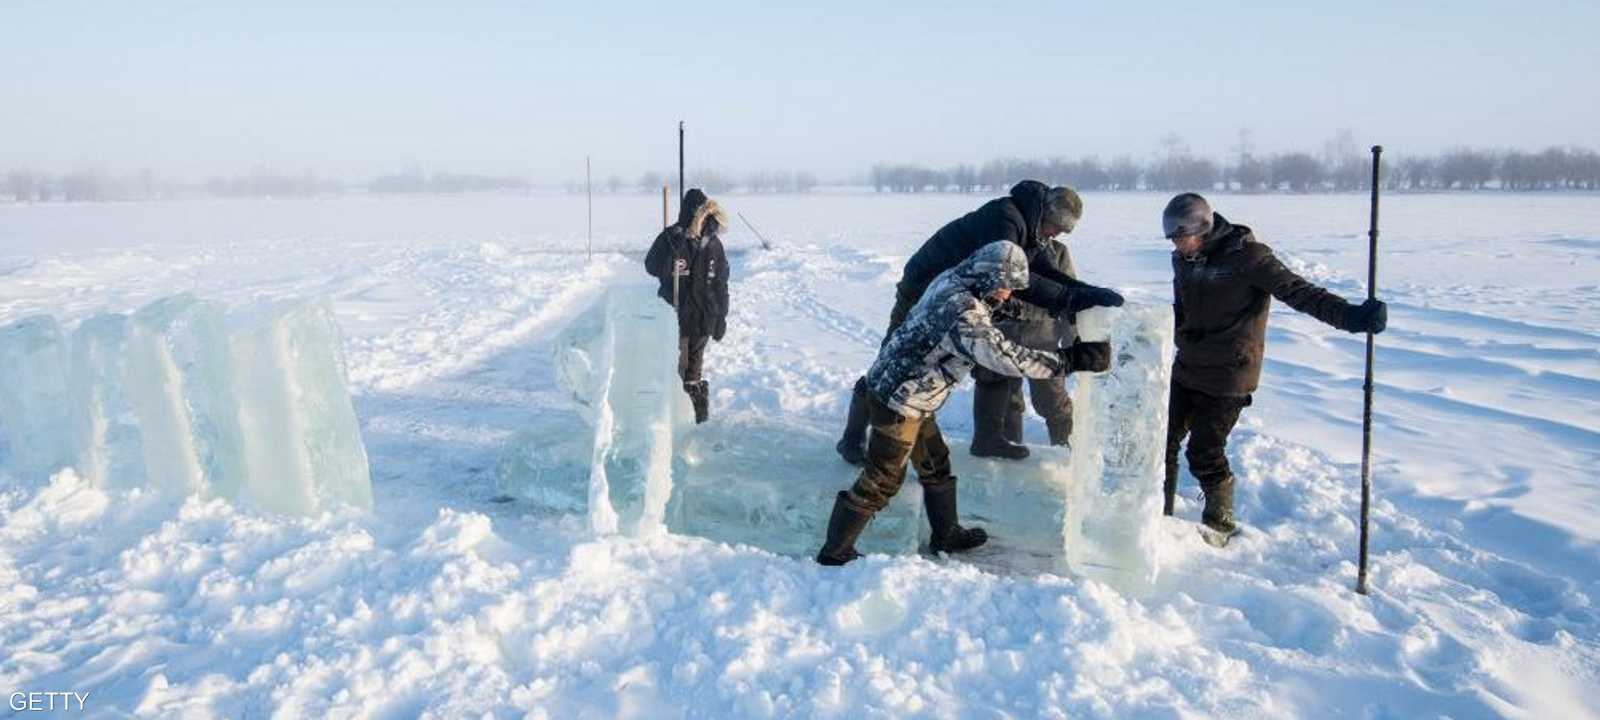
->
[[676, 188, 728, 239]]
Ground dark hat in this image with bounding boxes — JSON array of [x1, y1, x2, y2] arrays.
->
[[1162, 193, 1213, 239]]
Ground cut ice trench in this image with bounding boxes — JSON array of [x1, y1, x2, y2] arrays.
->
[[497, 282, 1177, 591]]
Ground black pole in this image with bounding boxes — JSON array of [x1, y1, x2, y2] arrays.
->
[[1357, 145, 1382, 596], [678, 121, 685, 203]]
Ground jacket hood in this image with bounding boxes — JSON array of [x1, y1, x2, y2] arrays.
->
[[1200, 212, 1249, 257], [952, 241, 1030, 296], [675, 188, 728, 238], [1008, 180, 1049, 243]]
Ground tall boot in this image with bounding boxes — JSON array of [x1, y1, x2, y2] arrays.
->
[[1200, 474, 1238, 535], [971, 379, 1028, 460], [923, 478, 988, 554], [835, 377, 870, 466], [816, 491, 874, 565], [684, 380, 710, 424]]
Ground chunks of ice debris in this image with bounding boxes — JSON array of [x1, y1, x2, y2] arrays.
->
[[1065, 303, 1175, 590], [231, 301, 373, 514], [0, 294, 373, 517], [124, 293, 248, 498], [0, 315, 76, 482], [497, 283, 691, 535]]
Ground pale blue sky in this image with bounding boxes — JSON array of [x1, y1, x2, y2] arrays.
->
[[3, 1, 1596, 182]]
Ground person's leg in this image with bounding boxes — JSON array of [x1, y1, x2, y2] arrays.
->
[[1184, 392, 1249, 532], [820, 396, 921, 564], [1029, 375, 1073, 446], [1001, 380, 1026, 445], [1163, 381, 1195, 516], [911, 414, 987, 553], [680, 335, 711, 423], [971, 368, 1027, 459], [837, 290, 918, 465]]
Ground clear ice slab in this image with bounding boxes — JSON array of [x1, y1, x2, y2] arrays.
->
[[69, 313, 147, 490], [497, 283, 691, 535], [125, 293, 248, 498], [1064, 303, 1175, 591], [232, 301, 373, 514], [0, 315, 76, 482]]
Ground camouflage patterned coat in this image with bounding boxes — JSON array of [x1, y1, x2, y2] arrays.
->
[[867, 242, 1072, 418]]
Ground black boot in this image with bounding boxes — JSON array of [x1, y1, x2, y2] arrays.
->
[[971, 380, 1028, 460], [817, 492, 873, 565], [1200, 474, 1238, 535], [835, 377, 869, 466], [923, 478, 988, 554], [684, 380, 710, 424]]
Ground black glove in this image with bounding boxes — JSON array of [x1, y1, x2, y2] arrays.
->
[[1056, 286, 1125, 318], [713, 318, 727, 342], [1345, 298, 1387, 334], [1059, 340, 1112, 373]]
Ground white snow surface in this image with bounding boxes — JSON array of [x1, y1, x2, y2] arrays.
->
[[1, 193, 1597, 718]]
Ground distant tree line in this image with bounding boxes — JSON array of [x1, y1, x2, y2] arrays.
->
[[869, 141, 1600, 194], [0, 164, 543, 202], [566, 169, 823, 195]]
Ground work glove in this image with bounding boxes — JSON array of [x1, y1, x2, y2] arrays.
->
[[1345, 298, 1388, 334], [713, 318, 727, 342], [1059, 340, 1112, 373], [1055, 286, 1124, 318]]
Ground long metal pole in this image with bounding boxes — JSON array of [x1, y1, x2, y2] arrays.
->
[[1357, 145, 1382, 596], [586, 156, 592, 262], [678, 121, 685, 203]]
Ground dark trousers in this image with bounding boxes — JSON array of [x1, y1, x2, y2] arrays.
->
[[972, 368, 1073, 443], [845, 394, 954, 513], [678, 335, 709, 382], [1164, 381, 1250, 491]]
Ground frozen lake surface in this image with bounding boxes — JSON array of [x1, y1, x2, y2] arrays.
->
[[1, 192, 1596, 717]]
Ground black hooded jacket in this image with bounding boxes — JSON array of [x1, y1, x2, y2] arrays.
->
[[645, 189, 731, 339], [1171, 213, 1352, 396], [897, 180, 1087, 312]]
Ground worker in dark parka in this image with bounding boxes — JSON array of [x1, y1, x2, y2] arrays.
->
[[1163, 193, 1388, 542]]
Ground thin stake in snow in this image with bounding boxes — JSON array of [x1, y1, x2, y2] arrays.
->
[[678, 121, 686, 204], [1357, 145, 1382, 596], [737, 212, 773, 251], [586, 155, 593, 262]]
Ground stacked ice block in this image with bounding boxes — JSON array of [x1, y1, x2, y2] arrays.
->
[[0, 294, 373, 516]]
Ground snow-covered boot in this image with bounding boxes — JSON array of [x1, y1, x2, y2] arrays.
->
[[1200, 475, 1239, 536], [816, 492, 873, 566], [835, 377, 869, 466], [923, 478, 988, 554], [685, 380, 710, 424]]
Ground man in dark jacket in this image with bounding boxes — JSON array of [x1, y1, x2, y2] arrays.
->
[[1162, 193, 1387, 542], [816, 242, 1112, 565], [971, 234, 1079, 458], [644, 188, 729, 423], [834, 181, 1125, 465]]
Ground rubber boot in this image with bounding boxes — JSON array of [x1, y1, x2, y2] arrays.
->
[[923, 478, 988, 554], [684, 380, 710, 424], [816, 491, 873, 566], [1200, 474, 1238, 535], [971, 380, 1028, 460], [835, 377, 869, 466]]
